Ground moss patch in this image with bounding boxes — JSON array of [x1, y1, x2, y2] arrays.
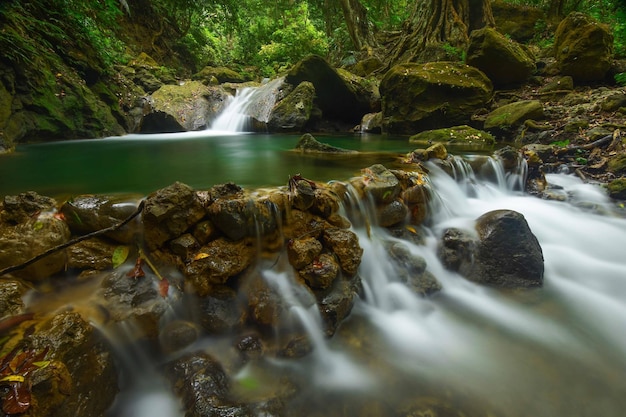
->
[[409, 125, 495, 151]]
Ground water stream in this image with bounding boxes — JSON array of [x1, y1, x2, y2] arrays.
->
[[94, 158, 625, 416], [3, 91, 626, 416]]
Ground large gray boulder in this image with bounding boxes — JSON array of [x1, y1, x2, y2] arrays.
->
[[554, 12, 614, 82], [145, 81, 230, 132], [380, 62, 493, 134], [466, 27, 536, 86], [438, 210, 544, 288]]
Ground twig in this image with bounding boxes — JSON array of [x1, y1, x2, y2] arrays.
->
[[0, 200, 145, 278]]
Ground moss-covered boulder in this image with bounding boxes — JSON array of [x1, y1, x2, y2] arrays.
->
[[379, 62, 493, 134], [466, 27, 536, 86], [293, 133, 357, 154], [267, 82, 316, 132], [286, 55, 372, 124], [409, 125, 495, 151], [147, 81, 230, 132], [608, 153, 626, 175], [554, 12, 614, 82], [192, 66, 247, 84], [607, 178, 626, 200], [484, 100, 544, 133], [0, 62, 126, 146]]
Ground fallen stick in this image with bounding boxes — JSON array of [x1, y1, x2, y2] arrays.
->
[[0, 200, 145, 278]]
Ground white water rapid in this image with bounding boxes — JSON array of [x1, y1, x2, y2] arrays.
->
[[105, 155, 626, 416], [210, 77, 284, 132]]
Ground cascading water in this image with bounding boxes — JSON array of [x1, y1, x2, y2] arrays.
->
[[21, 151, 625, 416], [210, 88, 258, 132], [209, 77, 285, 132]]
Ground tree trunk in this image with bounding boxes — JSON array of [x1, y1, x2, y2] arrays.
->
[[386, 0, 495, 66], [548, 0, 565, 19], [338, 0, 375, 52]]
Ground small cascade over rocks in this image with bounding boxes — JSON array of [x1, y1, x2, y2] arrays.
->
[[209, 78, 286, 132], [2, 145, 626, 417]]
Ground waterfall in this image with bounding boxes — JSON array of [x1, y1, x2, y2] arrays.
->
[[209, 77, 285, 132], [210, 88, 258, 132]]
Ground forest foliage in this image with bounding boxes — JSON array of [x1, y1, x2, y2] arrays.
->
[[1, 0, 625, 78]]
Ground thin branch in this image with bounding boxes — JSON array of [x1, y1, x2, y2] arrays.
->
[[0, 200, 145, 278]]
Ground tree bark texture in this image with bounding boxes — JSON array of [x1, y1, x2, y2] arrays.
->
[[338, 0, 376, 51], [386, 0, 495, 66]]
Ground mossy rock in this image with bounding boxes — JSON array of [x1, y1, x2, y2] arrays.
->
[[294, 133, 357, 154], [192, 66, 247, 84], [268, 81, 316, 132], [409, 125, 495, 151], [607, 178, 626, 199], [466, 27, 536, 86], [608, 153, 626, 175], [380, 62, 493, 134], [286, 55, 372, 123], [150, 81, 225, 131], [554, 12, 614, 82], [484, 100, 544, 131]]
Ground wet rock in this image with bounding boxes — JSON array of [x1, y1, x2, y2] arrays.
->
[[28, 311, 118, 416], [315, 277, 358, 336], [208, 197, 278, 241], [288, 237, 323, 269], [60, 195, 140, 243], [283, 209, 330, 241], [268, 81, 316, 132], [380, 62, 493, 134], [100, 269, 170, 337], [1, 192, 57, 224], [235, 333, 265, 360], [197, 285, 246, 334], [164, 351, 249, 417], [169, 233, 200, 261], [484, 100, 544, 134], [322, 228, 363, 276], [473, 210, 544, 287], [407, 143, 448, 162], [389, 242, 441, 295], [437, 228, 477, 272], [554, 12, 614, 82], [143, 182, 205, 251], [377, 200, 408, 227], [409, 125, 495, 152], [357, 164, 401, 204], [467, 27, 536, 86], [294, 133, 358, 154], [185, 238, 255, 295], [298, 253, 340, 290], [0, 210, 70, 281], [159, 320, 201, 353], [0, 279, 27, 316], [66, 237, 121, 271], [439, 210, 544, 288]]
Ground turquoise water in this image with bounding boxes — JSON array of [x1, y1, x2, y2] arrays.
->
[[0, 132, 415, 197]]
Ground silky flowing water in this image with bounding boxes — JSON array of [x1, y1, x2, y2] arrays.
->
[[2, 94, 626, 415]]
